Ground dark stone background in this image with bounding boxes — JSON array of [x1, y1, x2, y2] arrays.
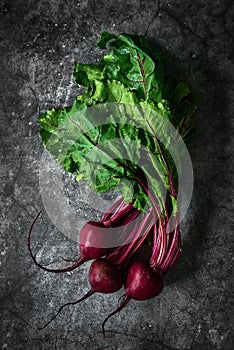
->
[[0, 0, 233, 349]]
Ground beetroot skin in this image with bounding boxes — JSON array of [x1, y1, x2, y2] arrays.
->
[[125, 261, 163, 301], [79, 221, 113, 259], [88, 258, 123, 293]]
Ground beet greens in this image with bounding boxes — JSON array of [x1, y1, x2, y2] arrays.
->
[[28, 31, 195, 336]]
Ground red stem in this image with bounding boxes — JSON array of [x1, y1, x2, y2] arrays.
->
[[100, 197, 123, 224], [160, 217, 180, 274], [145, 119, 176, 197], [115, 212, 153, 266], [137, 51, 147, 96]]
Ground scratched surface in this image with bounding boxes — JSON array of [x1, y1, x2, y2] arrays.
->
[[0, 0, 234, 349]]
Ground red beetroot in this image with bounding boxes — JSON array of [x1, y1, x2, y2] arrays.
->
[[125, 261, 163, 300], [89, 258, 123, 293], [79, 221, 113, 259]]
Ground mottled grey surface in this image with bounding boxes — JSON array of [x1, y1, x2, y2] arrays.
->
[[0, 0, 234, 349]]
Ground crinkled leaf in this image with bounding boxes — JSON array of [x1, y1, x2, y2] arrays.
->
[[96, 32, 164, 102], [38, 31, 196, 212]]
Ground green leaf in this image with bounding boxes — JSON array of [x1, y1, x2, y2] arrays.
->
[[73, 63, 105, 87], [97, 33, 164, 102], [38, 31, 196, 213], [97, 31, 117, 49]]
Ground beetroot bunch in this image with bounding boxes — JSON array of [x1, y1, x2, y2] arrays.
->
[[28, 195, 180, 335], [29, 32, 195, 335]]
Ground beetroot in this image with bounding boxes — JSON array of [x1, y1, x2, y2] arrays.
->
[[79, 221, 113, 259], [89, 258, 123, 293], [31, 30, 195, 337], [125, 261, 163, 300]]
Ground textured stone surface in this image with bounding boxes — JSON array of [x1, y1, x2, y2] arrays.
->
[[0, 0, 233, 349]]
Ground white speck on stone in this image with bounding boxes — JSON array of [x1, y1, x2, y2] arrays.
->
[[148, 324, 152, 328], [197, 324, 202, 334], [12, 112, 15, 116], [1, 250, 6, 256], [113, 23, 116, 27], [27, 102, 32, 106], [55, 23, 58, 27], [62, 44, 66, 48], [6, 333, 11, 338], [28, 121, 32, 125], [59, 62, 63, 66], [208, 328, 221, 346], [192, 54, 197, 59], [82, 36, 86, 40]]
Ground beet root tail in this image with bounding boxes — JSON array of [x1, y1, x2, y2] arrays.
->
[[102, 294, 131, 337], [39, 289, 95, 330], [27, 211, 87, 273]]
